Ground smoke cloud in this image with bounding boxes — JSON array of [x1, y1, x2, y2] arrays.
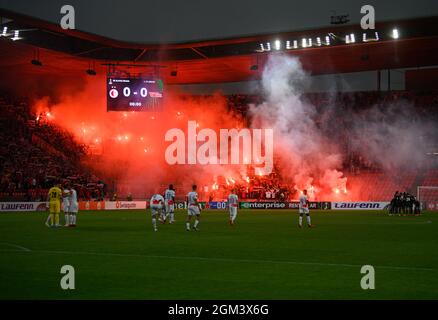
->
[[249, 55, 347, 200], [249, 54, 436, 200], [31, 76, 248, 199], [22, 54, 436, 201]]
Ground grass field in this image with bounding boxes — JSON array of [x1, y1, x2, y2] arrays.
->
[[0, 209, 437, 299]]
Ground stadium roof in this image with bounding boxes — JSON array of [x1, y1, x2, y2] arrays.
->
[[1, 8, 438, 84], [1, 0, 438, 43]]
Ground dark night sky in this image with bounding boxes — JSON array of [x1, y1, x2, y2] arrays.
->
[[1, 0, 437, 43]]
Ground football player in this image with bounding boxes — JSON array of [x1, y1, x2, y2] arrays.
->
[[228, 189, 238, 225], [163, 184, 176, 224], [186, 185, 201, 231], [298, 189, 313, 228], [150, 193, 164, 232]]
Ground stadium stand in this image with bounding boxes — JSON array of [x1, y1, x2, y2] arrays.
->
[[226, 90, 438, 201], [346, 172, 417, 201], [0, 93, 106, 201], [418, 169, 438, 204], [423, 168, 438, 186], [1, 90, 437, 201]]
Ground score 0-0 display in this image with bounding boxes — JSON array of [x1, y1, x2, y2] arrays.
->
[[107, 77, 164, 112]]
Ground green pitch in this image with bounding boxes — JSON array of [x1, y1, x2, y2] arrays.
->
[[0, 209, 437, 299]]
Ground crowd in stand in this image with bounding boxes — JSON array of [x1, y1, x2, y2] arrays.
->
[[223, 91, 438, 200], [34, 113, 88, 161], [0, 93, 106, 201], [228, 90, 438, 175], [206, 167, 293, 202], [1, 90, 437, 202]]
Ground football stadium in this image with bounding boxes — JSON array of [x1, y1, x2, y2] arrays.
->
[[1, 0, 438, 305]]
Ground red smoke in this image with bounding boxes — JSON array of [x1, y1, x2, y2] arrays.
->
[[32, 76, 252, 199], [30, 59, 358, 201]]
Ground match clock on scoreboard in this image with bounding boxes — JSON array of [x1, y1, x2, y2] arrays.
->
[[107, 77, 164, 112]]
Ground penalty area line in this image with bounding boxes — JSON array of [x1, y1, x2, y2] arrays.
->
[[4, 248, 436, 272], [0, 242, 31, 252]]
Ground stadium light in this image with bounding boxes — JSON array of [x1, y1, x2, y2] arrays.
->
[[11, 30, 21, 41], [0, 26, 7, 37], [392, 28, 399, 39]]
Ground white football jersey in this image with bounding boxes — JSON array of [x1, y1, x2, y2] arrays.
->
[[164, 189, 175, 201], [228, 194, 238, 207], [187, 191, 198, 205], [299, 194, 308, 209], [63, 189, 70, 205], [150, 194, 164, 206], [69, 189, 77, 204]]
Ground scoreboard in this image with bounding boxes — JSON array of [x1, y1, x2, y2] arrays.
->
[[107, 77, 164, 112]]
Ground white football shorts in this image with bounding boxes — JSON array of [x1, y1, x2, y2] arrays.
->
[[69, 202, 78, 213], [165, 200, 175, 213], [188, 205, 200, 216]]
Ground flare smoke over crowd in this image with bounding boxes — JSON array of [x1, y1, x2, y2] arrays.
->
[[29, 55, 436, 200]]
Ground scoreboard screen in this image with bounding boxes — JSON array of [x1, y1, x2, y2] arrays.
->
[[107, 78, 164, 112]]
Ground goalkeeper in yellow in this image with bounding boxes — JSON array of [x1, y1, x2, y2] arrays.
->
[[46, 183, 63, 227]]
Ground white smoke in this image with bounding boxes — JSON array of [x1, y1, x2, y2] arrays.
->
[[249, 55, 346, 200], [347, 100, 436, 171], [248, 54, 437, 200]]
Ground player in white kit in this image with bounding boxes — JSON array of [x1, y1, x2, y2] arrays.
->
[[186, 185, 201, 231], [162, 184, 176, 224], [68, 187, 79, 227], [298, 189, 313, 228], [228, 189, 238, 226], [62, 187, 71, 226], [150, 193, 164, 232]]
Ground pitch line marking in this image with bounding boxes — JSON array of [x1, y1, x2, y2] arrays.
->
[[0, 242, 31, 252], [2, 248, 435, 272]]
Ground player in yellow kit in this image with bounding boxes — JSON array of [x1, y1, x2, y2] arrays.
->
[[46, 183, 62, 227]]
